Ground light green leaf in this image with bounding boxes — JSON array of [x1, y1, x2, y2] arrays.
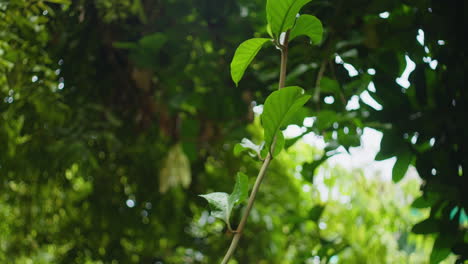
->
[[411, 218, 439, 234], [392, 151, 412, 183], [290, 15, 323, 44], [430, 234, 453, 264], [199, 192, 230, 224], [266, 24, 273, 38], [228, 172, 249, 208], [273, 131, 285, 156], [199, 172, 249, 227], [262, 86, 310, 156], [231, 38, 270, 86], [266, 0, 311, 38]]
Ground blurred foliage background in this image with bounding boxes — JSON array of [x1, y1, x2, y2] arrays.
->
[[0, 0, 466, 263]]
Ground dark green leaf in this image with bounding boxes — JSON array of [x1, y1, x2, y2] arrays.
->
[[113, 42, 138, 49], [411, 193, 439, 208], [411, 218, 439, 234], [309, 205, 325, 222], [314, 110, 338, 131], [430, 234, 453, 264], [301, 154, 331, 183], [138, 33, 167, 52], [392, 151, 412, 182], [319, 77, 341, 94]]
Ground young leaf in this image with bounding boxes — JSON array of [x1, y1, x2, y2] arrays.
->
[[266, 0, 311, 38], [199, 192, 230, 224], [199, 172, 249, 227], [233, 138, 264, 157], [392, 151, 412, 182], [430, 234, 453, 264], [289, 15, 323, 44], [262, 86, 310, 156], [231, 38, 270, 86]]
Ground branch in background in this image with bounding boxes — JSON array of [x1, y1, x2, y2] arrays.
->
[[328, 60, 347, 105], [313, 58, 327, 109]]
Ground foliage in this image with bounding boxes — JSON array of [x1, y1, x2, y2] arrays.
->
[[0, 0, 466, 263]]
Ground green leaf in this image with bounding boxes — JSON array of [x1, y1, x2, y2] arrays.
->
[[411, 218, 439, 234], [262, 86, 311, 156], [309, 204, 325, 222], [301, 154, 332, 183], [319, 77, 340, 94], [314, 110, 339, 131], [266, 0, 312, 38], [199, 172, 249, 227], [289, 15, 323, 44], [430, 234, 453, 264], [199, 192, 230, 224], [230, 38, 270, 86], [138, 33, 167, 53], [113, 42, 138, 50], [375, 129, 403, 161], [411, 193, 439, 208], [392, 151, 412, 182], [273, 131, 285, 156], [228, 172, 249, 209]]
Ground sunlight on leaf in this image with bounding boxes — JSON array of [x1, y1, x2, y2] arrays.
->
[[262, 86, 310, 156], [266, 0, 311, 38]]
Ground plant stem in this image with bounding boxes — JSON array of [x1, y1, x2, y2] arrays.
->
[[220, 153, 272, 264], [278, 31, 290, 89], [220, 32, 290, 264]]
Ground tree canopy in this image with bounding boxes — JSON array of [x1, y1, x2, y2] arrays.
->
[[0, 0, 466, 263]]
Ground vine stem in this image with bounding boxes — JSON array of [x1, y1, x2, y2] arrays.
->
[[220, 32, 290, 264], [278, 31, 290, 90]]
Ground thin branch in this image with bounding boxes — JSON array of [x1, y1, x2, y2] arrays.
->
[[220, 153, 272, 264], [221, 32, 290, 264], [278, 31, 290, 89], [313, 59, 327, 109]]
